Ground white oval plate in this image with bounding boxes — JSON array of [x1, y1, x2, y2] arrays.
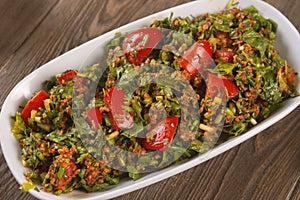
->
[[0, 0, 299, 199]]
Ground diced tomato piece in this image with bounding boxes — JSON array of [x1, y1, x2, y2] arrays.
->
[[222, 78, 240, 98], [58, 70, 77, 85], [206, 74, 239, 99], [205, 73, 225, 98], [21, 90, 49, 124], [177, 40, 213, 78], [104, 87, 134, 130], [86, 107, 103, 131], [122, 28, 163, 65], [142, 116, 179, 151]]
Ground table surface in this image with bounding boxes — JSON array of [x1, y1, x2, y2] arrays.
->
[[0, 0, 299, 199]]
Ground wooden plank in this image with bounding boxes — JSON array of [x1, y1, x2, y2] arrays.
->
[[0, 0, 299, 200], [0, 0, 58, 68]]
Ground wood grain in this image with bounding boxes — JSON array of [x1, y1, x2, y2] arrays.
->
[[0, 0, 299, 200], [0, 0, 58, 69]]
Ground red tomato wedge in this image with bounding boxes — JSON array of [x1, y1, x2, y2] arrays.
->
[[21, 90, 50, 124], [206, 74, 239, 99], [177, 40, 213, 78], [222, 78, 240, 98], [142, 116, 179, 151], [104, 87, 134, 130], [205, 73, 225, 98], [122, 28, 163, 65], [86, 107, 103, 131], [58, 70, 77, 85]]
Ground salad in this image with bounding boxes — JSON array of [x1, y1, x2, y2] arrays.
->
[[11, 6, 298, 195]]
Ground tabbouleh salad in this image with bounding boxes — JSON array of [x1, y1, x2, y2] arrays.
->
[[11, 6, 298, 195]]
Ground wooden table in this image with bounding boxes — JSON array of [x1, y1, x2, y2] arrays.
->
[[0, 0, 299, 199]]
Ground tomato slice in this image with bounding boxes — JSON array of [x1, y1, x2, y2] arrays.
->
[[21, 90, 50, 124], [206, 74, 239, 99], [86, 107, 103, 131], [177, 40, 213, 78], [58, 70, 77, 85], [205, 73, 225, 98], [122, 28, 163, 65], [142, 116, 179, 151], [104, 87, 134, 130], [222, 78, 240, 98]]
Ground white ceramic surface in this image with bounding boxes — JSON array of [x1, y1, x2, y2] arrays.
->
[[0, 0, 299, 199]]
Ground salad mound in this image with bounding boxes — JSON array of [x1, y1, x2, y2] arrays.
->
[[11, 6, 298, 194]]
